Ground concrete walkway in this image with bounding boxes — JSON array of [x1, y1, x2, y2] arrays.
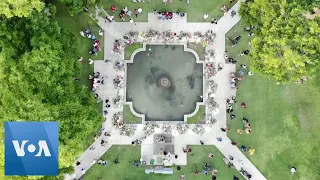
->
[[67, 1, 267, 180]]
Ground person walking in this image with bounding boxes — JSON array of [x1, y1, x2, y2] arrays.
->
[[231, 10, 236, 18], [134, 9, 139, 17], [129, 18, 134, 23]]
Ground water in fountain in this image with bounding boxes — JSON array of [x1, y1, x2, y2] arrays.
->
[[126, 45, 203, 121]]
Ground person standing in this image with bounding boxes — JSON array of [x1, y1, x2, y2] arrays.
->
[[134, 9, 139, 17], [129, 18, 134, 23], [231, 10, 236, 18]]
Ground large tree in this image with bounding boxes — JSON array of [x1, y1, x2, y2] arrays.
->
[[0, 0, 44, 18], [0, 11, 101, 178], [240, 0, 320, 82]]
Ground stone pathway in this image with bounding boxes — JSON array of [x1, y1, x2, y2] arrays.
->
[[66, 1, 267, 180]]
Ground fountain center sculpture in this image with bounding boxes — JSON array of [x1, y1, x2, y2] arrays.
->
[[158, 76, 172, 89]]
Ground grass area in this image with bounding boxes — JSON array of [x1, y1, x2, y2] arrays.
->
[[226, 22, 320, 179], [187, 105, 205, 124], [187, 42, 205, 60], [83, 145, 244, 180], [84, 131, 102, 150], [124, 43, 143, 60], [100, 0, 237, 22], [53, 1, 104, 89], [123, 104, 142, 123]]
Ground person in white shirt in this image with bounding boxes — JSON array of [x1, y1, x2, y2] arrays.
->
[[203, 14, 209, 19], [129, 18, 133, 23]]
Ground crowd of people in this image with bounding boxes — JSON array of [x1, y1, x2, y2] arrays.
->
[[107, 6, 143, 22], [157, 12, 174, 20], [89, 72, 104, 92], [80, 28, 102, 56]]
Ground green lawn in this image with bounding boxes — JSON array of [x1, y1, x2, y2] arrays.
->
[[187, 42, 205, 60], [84, 131, 102, 150], [100, 0, 237, 22], [124, 43, 143, 60], [226, 22, 320, 179], [53, 2, 105, 148], [123, 104, 142, 123], [83, 145, 244, 180], [187, 105, 205, 124], [54, 1, 104, 88]]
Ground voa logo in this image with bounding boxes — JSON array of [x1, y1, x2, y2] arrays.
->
[[12, 140, 51, 157], [5, 122, 58, 176]]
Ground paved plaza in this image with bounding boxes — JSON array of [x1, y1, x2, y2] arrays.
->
[[67, 1, 267, 180]]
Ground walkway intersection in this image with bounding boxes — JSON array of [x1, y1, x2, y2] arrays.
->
[[66, 1, 267, 180]]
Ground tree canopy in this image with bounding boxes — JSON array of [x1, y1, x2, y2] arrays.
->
[[59, 0, 98, 15], [240, 0, 320, 82], [0, 0, 44, 18], [0, 10, 101, 178]]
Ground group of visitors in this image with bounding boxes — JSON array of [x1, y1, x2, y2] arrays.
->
[[244, 26, 255, 37], [89, 40, 101, 56], [226, 96, 236, 113], [97, 159, 108, 166], [108, 5, 143, 22], [227, 35, 242, 47], [113, 75, 125, 89], [157, 12, 174, 20], [80, 28, 97, 40], [89, 72, 104, 91], [204, 152, 239, 180], [80, 28, 102, 56], [240, 168, 252, 179]]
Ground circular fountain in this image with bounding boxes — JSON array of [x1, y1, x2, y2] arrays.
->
[[158, 76, 172, 89]]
